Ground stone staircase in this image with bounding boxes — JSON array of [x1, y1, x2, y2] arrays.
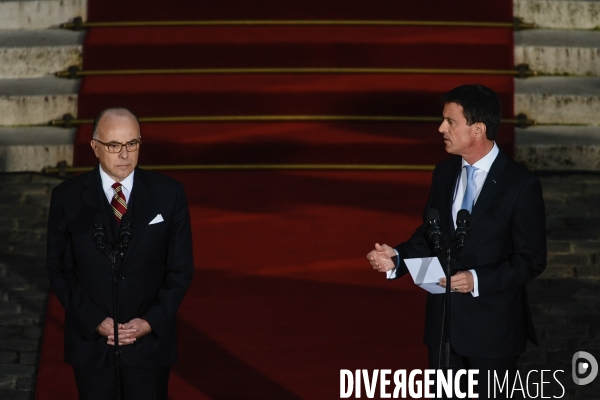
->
[[0, 0, 84, 173], [0, 0, 598, 173], [0, 1, 85, 30], [513, 0, 600, 172], [514, 0, 600, 30]]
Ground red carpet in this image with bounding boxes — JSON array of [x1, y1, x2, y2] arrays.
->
[[73, 121, 515, 167], [75, 74, 514, 118], [38, 1, 515, 398], [83, 26, 513, 70], [86, 1, 511, 23], [72, 74, 515, 163]]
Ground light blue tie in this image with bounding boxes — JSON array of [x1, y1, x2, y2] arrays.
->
[[461, 165, 477, 212]]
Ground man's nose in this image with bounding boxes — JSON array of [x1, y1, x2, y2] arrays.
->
[[438, 121, 447, 133], [118, 146, 129, 158]]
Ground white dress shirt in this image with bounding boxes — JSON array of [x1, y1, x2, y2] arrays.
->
[[99, 166, 134, 206], [452, 143, 499, 227], [387, 143, 499, 298]]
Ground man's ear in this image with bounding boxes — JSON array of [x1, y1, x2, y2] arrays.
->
[[90, 140, 100, 158], [475, 122, 487, 138]]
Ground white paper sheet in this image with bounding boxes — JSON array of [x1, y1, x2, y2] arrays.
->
[[404, 257, 447, 294]]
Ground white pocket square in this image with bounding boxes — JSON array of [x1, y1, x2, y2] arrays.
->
[[149, 214, 164, 225]]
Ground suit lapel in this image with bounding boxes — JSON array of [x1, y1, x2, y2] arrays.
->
[[469, 150, 507, 228], [121, 168, 157, 266], [81, 166, 115, 242], [442, 158, 462, 239]]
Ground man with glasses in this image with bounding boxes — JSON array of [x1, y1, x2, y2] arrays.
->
[[47, 107, 194, 399]]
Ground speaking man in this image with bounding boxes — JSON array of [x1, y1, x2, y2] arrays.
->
[[46, 107, 194, 399], [367, 85, 546, 398]]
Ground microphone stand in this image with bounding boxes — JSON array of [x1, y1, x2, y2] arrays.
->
[[94, 225, 131, 400], [441, 210, 471, 379], [434, 240, 454, 400], [443, 244, 452, 370], [427, 208, 470, 398]]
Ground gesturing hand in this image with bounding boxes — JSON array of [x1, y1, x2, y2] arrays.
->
[[366, 243, 396, 273]]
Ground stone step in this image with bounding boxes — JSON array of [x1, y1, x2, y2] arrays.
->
[[2, 29, 599, 80], [1, 0, 594, 32], [515, 126, 600, 171], [0, 0, 86, 30], [0, 77, 78, 126], [515, 76, 600, 125], [1, 79, 597, 134], [0, 29, 83, 78], [0, 127, 74, 172], [2, 78, 597, 127], [515, 29, 600, 76], [514, 0, 600, 30]]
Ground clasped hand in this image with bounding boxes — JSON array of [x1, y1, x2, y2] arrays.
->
[[96, 317, 152, 346]]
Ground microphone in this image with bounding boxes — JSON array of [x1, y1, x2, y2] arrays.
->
[[93, 214, 105, 252], [118, 212, 133, 254], [425, 208, 443, 253], [455, 209, 470, 253]]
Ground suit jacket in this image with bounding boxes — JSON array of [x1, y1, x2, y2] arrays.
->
[[46, 166, 194, 368], [394, 150, 546, 358]]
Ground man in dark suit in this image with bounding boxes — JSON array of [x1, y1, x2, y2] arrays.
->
[[367, 84, 546, 398], [46, 107, 194, 399]]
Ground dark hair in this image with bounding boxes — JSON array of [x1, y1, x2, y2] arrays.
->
[[92, 107, 140, 139], [441, 84, 501, 140]]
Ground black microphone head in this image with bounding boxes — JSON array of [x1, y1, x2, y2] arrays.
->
[[426, 208, 440, 222], [425, 208, 443, 253], [457, 209, 471, 222], [118, 212, 133, 254], [455, 209, 470, 253], [119, 213, 133, 235], [92, 213, 105, 251]]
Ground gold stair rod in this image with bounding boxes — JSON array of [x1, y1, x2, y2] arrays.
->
[[49, 114, 535, 127], [61, 18, 537, 30], [57, 67, 535, 78], [44, 163, 436, 174], [51, 115, 442, 126]]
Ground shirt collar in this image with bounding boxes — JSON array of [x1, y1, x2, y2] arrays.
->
[[461, 142, 499, 173], [99, 165, 135, 194]]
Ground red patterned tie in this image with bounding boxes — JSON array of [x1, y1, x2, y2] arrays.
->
[[111, 182, 127, 224]]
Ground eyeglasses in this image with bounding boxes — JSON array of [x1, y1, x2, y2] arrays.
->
[[94, 139, 142, 153]]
